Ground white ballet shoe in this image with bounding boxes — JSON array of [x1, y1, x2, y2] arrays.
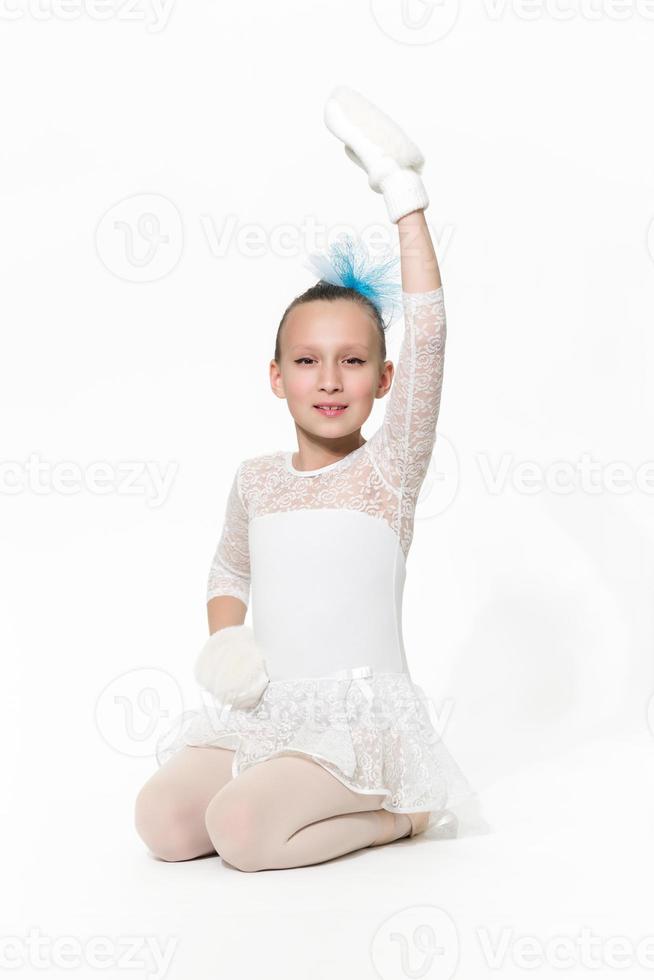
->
[[405, 809, 459, 840], [396, 809, 460, 840], [324, 85, 429, 222], [430, 809, 459, 839], [194, 624, 269, 711]]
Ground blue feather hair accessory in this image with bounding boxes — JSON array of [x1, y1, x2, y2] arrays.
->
[[302, 233, 402, 325]]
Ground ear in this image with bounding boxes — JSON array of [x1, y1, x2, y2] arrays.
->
[[269, 360, 287, 400], [375, 359, 394, 400]]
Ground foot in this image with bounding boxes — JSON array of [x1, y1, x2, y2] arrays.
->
[[406, 810, 430, 838], [371, 810, 415, 846]]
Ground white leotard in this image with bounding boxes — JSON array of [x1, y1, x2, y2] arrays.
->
[[206, 288, 446, 681]]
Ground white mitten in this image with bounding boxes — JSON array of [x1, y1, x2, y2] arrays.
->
[[194, 625, 269, 710], [324, 85, 429, 223]]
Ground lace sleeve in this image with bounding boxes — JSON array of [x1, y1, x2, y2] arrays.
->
[[206, 462, 251, 607], [367, 287, 447, 501]]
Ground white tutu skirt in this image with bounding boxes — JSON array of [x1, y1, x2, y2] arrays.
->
[[156, 667, 481, 836]]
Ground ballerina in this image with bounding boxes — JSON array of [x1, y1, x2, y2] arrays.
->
[[135, 85, 476, 871]]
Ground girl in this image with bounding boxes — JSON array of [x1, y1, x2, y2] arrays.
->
[[135, 86, 476, 871]]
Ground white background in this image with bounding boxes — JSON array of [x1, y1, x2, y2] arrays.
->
[[2, 0, 653, 978]]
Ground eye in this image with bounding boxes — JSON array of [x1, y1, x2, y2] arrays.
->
[[293, 356, 366, 366]]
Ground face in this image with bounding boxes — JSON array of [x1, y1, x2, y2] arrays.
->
[[270, 299, 393, 439]]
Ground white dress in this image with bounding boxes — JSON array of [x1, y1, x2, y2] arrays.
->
[[156, 287, 478, 832]]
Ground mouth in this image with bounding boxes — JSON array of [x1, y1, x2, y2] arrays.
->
[[313, 403, 348, 417]]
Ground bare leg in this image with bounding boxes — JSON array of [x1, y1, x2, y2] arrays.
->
[[204, 754, 412, 872], [134, 745, 236, 861]]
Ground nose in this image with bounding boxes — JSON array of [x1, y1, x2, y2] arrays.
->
[[317, 371, 344, 393]]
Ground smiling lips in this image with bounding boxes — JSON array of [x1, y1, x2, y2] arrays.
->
[[314, 403, 348, 416]]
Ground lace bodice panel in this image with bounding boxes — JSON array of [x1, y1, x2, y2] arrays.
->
[[207, 287, 446, 607]]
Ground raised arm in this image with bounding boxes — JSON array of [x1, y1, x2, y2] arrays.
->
[[367, 210, 446, 501], [323, 87, 447, 503], [206, 462, 250, 633], [398, 208, 441, 293]]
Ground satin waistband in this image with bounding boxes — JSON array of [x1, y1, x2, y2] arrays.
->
[[271, 665, 409, 705], [316, 664, 376, 703], [213, 665, 412, 724], [325, 665, 375, 680], [274, 665, 408, 681]]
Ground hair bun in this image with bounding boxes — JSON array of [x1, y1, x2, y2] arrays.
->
[[302, 233, 402, 325]]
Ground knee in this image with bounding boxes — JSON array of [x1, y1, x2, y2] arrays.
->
[[204, 795, 268, 872], [134, 782, 202, 863]]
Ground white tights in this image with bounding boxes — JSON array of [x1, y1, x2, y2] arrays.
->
[[134, 746, 412, 871]]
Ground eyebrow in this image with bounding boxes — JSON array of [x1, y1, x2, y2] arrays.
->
[[288, 343, 371, 354]]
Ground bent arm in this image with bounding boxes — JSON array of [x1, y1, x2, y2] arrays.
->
[[206, 462, 251, 634]]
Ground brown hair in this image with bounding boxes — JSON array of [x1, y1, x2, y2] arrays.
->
[[274, 281, 388, 365]]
